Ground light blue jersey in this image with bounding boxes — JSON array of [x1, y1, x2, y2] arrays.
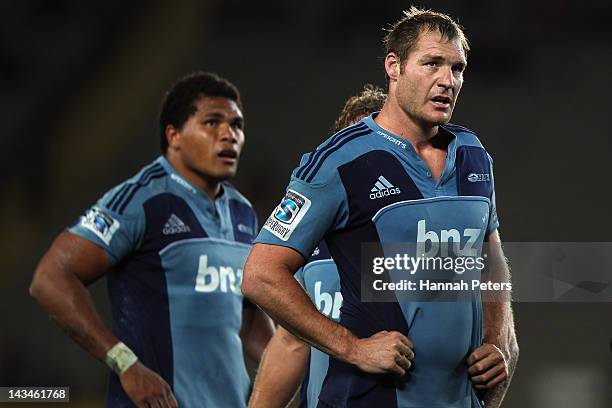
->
[[70, 156, 257, 408], [295, 241, 340, 408], [256, 114, 498, 408]]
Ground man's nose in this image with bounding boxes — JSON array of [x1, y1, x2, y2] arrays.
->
[[438, 67, 454, 89], [218, 123, 237, 142]]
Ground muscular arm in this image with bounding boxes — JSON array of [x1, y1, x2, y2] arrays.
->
[[241, 305, 275, 363], [248, 325, 309, 408], [30, 231, 177, 408], [29, 231, 118, 359], [242, 244, 413, 376]]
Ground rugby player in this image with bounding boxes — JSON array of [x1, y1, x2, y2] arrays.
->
[[249, 84, 387, 408], [243, 8, 517, 407], [30, 72, 274, 408]]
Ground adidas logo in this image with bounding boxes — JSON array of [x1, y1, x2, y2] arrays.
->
[[369, 175, 401, 200], [163, 214, 191, 235]]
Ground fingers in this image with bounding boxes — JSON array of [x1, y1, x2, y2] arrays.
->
[[468, 351, 502, 375], [167, 390, 179, 408], [474, 371, 508, 389], [471, 361, 506, 384], [389, 331, 414, 349], [468, 343, 508, 389], [395, 353, 412, 371]]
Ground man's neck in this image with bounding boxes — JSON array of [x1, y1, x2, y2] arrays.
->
[[165, 153, 221, 201], [375, 101, 439, 150]]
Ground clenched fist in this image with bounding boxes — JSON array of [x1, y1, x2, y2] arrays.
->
[[350, 331, 414, 376], [467, 343, 508, 389]]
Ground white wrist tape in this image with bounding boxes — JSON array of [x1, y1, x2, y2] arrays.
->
[[105, 342, 138, 375]]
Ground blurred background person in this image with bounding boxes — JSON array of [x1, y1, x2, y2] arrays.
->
[[30, 71, 273, 408]]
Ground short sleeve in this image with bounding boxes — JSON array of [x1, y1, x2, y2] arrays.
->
[[68, 187, 145, 264], [487, 155, 500, 235], [254, 173, 348, 260], [294, 267, 305, 286]]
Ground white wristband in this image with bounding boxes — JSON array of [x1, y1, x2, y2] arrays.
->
[[105, 342, 138, 375]]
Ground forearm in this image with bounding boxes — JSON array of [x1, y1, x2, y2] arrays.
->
[[243, 246, 358, 363], [482, 234, 511, 347], [249, 326, 309, 408], [482, 307, 519, 408], [30, 255, 118, 361]]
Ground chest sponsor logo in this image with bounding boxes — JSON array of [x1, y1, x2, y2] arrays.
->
[[195, 255, 242, 294], [314, 281, 343, 320], [467, 173, 491, 183], [370, 175, 401, 200], [163, 214, 191, 235], [80, 208, 120, 245], [416, 219, 482, 257], [263, 189, 311, 241]]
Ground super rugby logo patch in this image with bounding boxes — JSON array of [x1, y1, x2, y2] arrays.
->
[[263, 189, 311, 241], [80, 208, 120, 245]]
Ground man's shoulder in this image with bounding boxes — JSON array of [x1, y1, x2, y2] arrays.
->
[[292, 121, 376, 185], [98, 158, 171, 216], [442, 123, 487, 150]]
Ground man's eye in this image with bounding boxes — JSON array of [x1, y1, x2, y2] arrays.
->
[[231, 121, 243, 130], [425, 61, 437, 67], [204, 120, 219, 126]]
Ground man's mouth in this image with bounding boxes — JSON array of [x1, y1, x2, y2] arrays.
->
[[431, 95, 452, 108], [218, 149, 238, 163]]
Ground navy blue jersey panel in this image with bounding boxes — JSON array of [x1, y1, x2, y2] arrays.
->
[[105, 193, 208, 406], [319, 360, 398, 408], [320, 223, 407, 408], [141, 193, 207, 252], [455, 146, 493, 199], [327, 222, 409, 337], [105, 250, 173, 407], [229, 198, 258, 244], [337, 150, 423, 226]]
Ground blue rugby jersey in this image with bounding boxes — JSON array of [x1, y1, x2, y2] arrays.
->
[[256, 114, 498, 408], [295, 241, 341, 408], [69, 156, 257, 408]]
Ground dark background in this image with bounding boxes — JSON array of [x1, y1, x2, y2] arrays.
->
[[1, 0, 611, 406]]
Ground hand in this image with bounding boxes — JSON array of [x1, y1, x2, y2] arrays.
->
[[350, 331, 414, 376], [120, 362, 178, 408], [467, 343, 508, 389]]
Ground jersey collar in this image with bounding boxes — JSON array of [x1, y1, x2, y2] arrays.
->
[[156, 156, 227, 203]]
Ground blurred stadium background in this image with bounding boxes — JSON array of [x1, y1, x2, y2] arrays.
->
[[1, 0, 611, 406]]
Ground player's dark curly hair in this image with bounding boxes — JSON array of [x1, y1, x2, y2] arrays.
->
[[383, 7, 469, 87], [159, 71, 242, 153], [333, 84, 386, 132]]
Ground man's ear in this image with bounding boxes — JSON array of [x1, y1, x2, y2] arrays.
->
[[166, 125, 180, 150], [385, 52, 401, 82]]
